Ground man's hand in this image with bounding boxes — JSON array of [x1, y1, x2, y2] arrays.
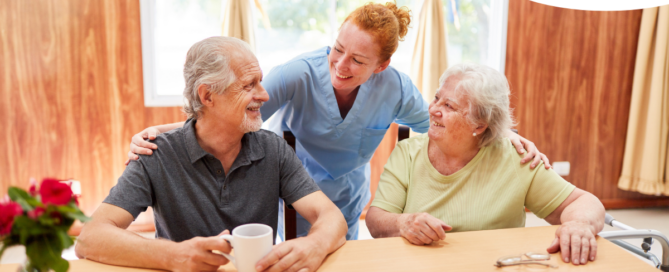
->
[[547, 221, 598, 265], [255, 237, 327, 272], [124, 127, 161, 165], [398, 213, 452, 245], [506, 131, 551, 169], [169, 230, 232, 272]]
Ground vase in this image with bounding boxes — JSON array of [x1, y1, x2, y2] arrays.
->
[[17, 259, 47, 272]]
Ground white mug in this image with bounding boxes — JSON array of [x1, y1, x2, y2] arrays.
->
[[219, 224, 273, 272]]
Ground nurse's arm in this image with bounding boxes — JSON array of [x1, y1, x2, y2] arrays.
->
[[544, 188, 605, 265], [255, 191, 347, 272], [366, 206, 451, 246]]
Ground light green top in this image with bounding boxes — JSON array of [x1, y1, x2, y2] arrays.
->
[[371, 134, 575, 232]]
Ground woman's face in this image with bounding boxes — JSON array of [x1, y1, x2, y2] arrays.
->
[[328, 22, 390, 94], [428, 77, 480, 145]]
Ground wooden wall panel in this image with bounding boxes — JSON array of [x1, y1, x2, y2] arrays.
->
[[505, 1, 669, 207], [0, 0, 186, 220]]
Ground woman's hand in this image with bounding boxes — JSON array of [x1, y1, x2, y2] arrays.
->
[[398, 213, 452, 245], [506, 130, 551, 169], [124, 127, 161, 165], [546, 221, 598, 265]]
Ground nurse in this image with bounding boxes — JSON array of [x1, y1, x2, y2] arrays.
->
[[126, 2, 550, 240]]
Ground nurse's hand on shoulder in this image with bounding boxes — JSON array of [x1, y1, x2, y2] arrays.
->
[[398, 212, 452, 245], [124, 127, 161, 165], [505, 130, 552, 170], [255, 237, 327, 272]]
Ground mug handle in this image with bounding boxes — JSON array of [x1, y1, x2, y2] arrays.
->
[[218, 234, 235, 265]]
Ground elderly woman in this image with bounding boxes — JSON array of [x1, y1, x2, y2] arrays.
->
[[365, 64, 605, 266]]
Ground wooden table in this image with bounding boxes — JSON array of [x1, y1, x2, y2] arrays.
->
[[0, 226, 658, 272]]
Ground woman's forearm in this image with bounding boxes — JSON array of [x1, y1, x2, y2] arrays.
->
[[366, 207, 403, 238], [154, 122, 185, 133], [560, 193, 605, 233]]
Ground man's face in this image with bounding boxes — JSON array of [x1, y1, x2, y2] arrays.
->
[[209, 50, 268, 133]]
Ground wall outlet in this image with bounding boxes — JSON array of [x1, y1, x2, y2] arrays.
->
[[553, 161, 570, 176]]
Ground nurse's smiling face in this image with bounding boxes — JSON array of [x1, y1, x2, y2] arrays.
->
[[328, 22, 391, 94]]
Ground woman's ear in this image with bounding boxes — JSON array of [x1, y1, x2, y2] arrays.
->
[[374, 58, 391, 74], [197, 84, 212, 106], [474, 123, 488, 136]]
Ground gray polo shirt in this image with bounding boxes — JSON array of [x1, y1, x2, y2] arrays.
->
[[104, 119, 320, 242]]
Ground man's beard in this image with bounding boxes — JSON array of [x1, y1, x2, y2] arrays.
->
[[241, 113, 262, 133], [240, 102, 263, 133]]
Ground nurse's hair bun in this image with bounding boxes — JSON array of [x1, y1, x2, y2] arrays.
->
[[386, 2, 411, 40], [343, 2, 412, 62]]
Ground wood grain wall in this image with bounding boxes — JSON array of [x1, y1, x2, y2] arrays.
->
[[505, 1, 669, 207], [0, 0, 186, 225]]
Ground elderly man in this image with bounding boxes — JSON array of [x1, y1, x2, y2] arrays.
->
[[76, 37, 347, 272]]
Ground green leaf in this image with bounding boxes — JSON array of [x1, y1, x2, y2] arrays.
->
[[8, 187, 37, 211], [55, 230, 74, 249], [64, 210, 91, 223], [8, 187, 30, 201]]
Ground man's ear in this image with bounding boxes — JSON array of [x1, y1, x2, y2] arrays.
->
[[197, 84, 212, 106], [374, 58, 391, 74]]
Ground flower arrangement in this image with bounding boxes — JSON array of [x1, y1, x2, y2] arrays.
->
[[0, 178, 90, 272]]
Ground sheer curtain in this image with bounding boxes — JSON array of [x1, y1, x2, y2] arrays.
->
[[410, 0, 449, 103], [618, 6, 669, 196]]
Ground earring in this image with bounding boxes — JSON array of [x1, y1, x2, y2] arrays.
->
[[473, 132, 477, 137]]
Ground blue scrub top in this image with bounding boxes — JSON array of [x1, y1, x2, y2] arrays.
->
[[261, 47, 429, 230]]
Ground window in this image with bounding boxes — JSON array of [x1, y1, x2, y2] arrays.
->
[[139, 0, 507, 106]]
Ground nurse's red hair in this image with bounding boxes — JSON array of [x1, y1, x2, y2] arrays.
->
[[343, 2, 411, 62]]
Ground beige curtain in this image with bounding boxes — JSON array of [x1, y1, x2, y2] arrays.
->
[[222, 0, 269, 52], [410, 0, 449, 104], [618, 6, 669, 196]]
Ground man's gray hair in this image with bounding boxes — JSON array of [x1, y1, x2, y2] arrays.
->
[[182, 36, 253, 119], [438, 63, 516, 147]]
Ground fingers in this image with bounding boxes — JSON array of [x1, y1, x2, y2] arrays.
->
[[257, 244, 292, 271], [147, 129, 158, 140], [127, 151, 139, 162], [130, 142, 154, 156], [441, 224, 452, 232], [132, 134, 158, 150], [546, 237, 560, 253], [560, 233, 571, 263], [580, 237, 590, 264], [571, 235, 582, 265], [201, 251, 230, 267], [589, 238, 597, 261], [420, 222, 443, 241], [199, 236, 232, 254], [424, 219, 447, 240], [124, 159, 130, 166], [218, 229, 230, 236], [541, 154, 552, 169], [265, 251, 301, 272], [511, 138, 526, 155]]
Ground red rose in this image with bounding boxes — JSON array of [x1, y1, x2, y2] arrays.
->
[[27, 206, 45, 220], [39, 178, 73, 206], [0, 201, 23, 235]]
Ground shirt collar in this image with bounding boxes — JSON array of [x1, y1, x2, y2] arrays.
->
[[183, 119, 265, 164]]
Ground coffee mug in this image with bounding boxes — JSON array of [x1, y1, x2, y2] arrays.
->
[[219, 224, 273, 272]]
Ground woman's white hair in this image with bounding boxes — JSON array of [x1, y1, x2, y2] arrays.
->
[[182, 36, 252, 119], [438, 63, 516, 147]]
